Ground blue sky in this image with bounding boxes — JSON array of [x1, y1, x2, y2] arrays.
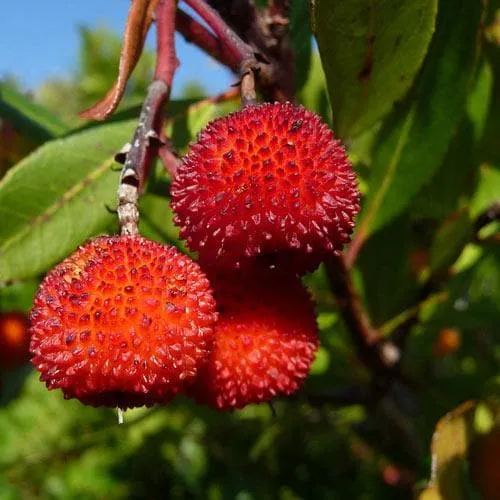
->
[[0, 1, 233, 97]]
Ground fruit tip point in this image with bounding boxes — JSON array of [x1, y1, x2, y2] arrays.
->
[[117, 407, 125, 425]]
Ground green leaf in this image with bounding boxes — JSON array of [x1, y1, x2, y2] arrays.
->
[[312, 0, 437, 138], [355, 0, 484, 240], [357, 215, 418, 325], [290, 0, 313, 92], [410, 118, 476, 221], [298, 52, 331, 124], [479, 42, 500, 164], [470, 163, 500, 218], [467, 60, 494, 142], [0, 280, 38, 312], [430, 211, 473, 274], [417, 402, 500, 500], [169, 100, 236, 154], [0, 120, 136, 281], [0, 83, 69, 143], [139, 192, 186, 251], [0, 371, 105, 468]]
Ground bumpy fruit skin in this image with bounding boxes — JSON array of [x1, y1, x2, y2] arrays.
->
[[188, 268, 319, 410], [29, 235, 217, 409], [0, 312, 30, 369], [171, 102, 359, 271]]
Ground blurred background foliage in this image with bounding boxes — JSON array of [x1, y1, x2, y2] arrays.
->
[[0, 0, 499, 499]]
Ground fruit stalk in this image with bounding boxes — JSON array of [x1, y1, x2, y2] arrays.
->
[[183, 0, 256, 67], [183, 0, 259, 106], [207, 0, 295, 101]]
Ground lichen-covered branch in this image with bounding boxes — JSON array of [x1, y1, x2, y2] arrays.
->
[[117, 0, 178, 234]]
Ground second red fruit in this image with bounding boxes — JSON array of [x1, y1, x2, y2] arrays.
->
[[188, 268, 319, 410], [171, 102, 359, 272]]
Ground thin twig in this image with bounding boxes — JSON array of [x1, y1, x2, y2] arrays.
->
[[157, 137, 181, 178], [183, 0, 256, 65], [155, 0, 179, 83], [240, 70, 257, 107], [176, 9, 239, 71], [208, 0, 295, 101], [182, 0, 260, 107], [117, 0, 178, 234], [380, 291, 449, 338], [326, 255, 401, 373], [474, 201, 500, 240], [388, 202, 500, 347], [117, 81, 167, 235]]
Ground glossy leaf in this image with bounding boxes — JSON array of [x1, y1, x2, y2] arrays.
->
[[298, 52, 331, 124], [312, 0, 437, 138], [417, 402, 499, 500], [479, 42, 500, 165], [0, 83, 69, 143], [467, 61, 494, 142], [290, 0, 313, 92], [470, 163, 500, 218], [353, 0, 484, 244], [0, 120, 136, 281], [410, 118, 476, 221], [357, 215, 418, 325]]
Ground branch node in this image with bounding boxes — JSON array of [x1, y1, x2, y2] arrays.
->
[[114, 143, 132, 164]]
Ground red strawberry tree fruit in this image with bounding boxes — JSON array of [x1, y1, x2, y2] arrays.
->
[[0, 1, 499, 499]]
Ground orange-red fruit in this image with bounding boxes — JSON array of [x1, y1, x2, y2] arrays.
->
[[433, 327, 461, 357], [29, 235, 217, 409], [188, 268, 319, 410], [171, 102, 359, 271], [0, 312, 30, 369]]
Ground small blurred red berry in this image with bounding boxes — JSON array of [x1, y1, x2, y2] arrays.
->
[[0, 312, 30, 369], [433, 327, 461, 357]]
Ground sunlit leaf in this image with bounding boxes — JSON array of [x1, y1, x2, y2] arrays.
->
[[0, 120, 136, 281], [312, 0, 437, 138], [0, 83, 68, 143], [351, 0, 484, 248]]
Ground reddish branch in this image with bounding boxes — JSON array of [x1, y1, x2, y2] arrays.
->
[[344, 229, 367, 269], [117, 0, 179, 234], [177, 0, 295, 102], [176, 9, 240, 71], [182, 0, 259, 106], [207, 0, 296, 101], [326, 255, 401, 374], [155, 0, 179, 83], [183, 0, 256, 66], [388, 202, 500, 349]]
